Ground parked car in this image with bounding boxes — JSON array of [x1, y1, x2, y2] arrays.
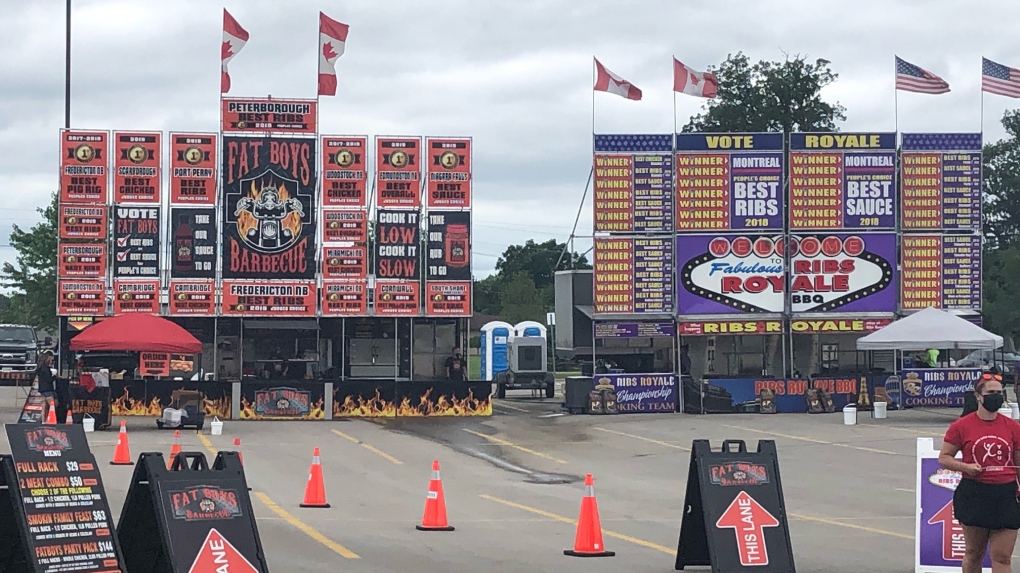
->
[[0, 324, 39, 372], [956, 350, 1020, 374]]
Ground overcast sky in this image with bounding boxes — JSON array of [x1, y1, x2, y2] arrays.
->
[[3, 0, 1020, 280]]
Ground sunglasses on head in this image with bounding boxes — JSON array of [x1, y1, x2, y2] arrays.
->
[[981, 373, 1003, 382]]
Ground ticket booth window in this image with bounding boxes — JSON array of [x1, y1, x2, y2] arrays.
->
[[821, 343, 839, 372]]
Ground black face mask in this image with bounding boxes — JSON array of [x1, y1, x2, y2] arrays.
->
[[982, 393, 1005, 412]]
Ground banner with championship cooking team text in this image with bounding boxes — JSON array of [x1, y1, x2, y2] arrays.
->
[[788, 133, 897, 230], [901, 133, 982, 231], [58, 243, 106, 279], [592, 134, 673, 233], [168, 280, 216, 315], [902, 235, 981, 311], [375, 136, 422, 208], [323, 210, 368, 243], [374, 281, 420, 315], [321, 136, 368, 207], [321, 281, 368, 315], [593, 236, 673, 314], [58, 204, 107, 240], [113, 206, 160, 279], [675, 133, 784, 232], [170, 132, 217, 204], [113, 131, 161, 204], [221, 280, 317, 316], [59, 130, 108, 204], [375, 209, 421, 280], [169, 207, 217, 279], [57, 280, 105, 316], [426, 137, 472, 208], [221, 136, 317, 279], [675, 233, 897, 315], [113, 279, 160, 314], [221, 98, 317, 135]]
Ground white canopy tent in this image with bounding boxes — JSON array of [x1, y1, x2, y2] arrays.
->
[[856, 307, 1002, 351]]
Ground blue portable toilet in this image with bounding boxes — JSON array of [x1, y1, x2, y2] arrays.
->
[[480, 321, 514, 381], [514, 321, 547, 339]]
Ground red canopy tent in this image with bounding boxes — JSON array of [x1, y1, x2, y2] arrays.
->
[[69, 314, 202, 354]]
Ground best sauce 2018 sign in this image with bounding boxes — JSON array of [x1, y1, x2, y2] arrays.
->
[[221, 136, 317, 280], [677, 233, 896, 314]]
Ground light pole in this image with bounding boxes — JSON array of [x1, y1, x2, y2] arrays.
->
[[65, 0, 71, 129]]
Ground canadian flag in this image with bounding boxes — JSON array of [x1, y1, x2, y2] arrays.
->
[[318, 12, 349, 97], [221, 9, 249, 94], [593, 58, 642, 101], [673, 58, 718, 98]]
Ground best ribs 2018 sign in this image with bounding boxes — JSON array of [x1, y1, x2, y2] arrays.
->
[[221, 136, 317, 280], [676, 233, 897, 314]]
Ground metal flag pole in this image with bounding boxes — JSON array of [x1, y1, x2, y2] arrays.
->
[[894, 57, 900, 137], [592, 56, 596, 139]]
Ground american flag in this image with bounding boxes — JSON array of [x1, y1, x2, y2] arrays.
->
[[982, 58, 1020, 98], [895, 57, 950, 94]]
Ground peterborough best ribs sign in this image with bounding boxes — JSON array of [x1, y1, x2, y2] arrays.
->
[[221, 136, 317, 280], [677, 233, 897, 314]]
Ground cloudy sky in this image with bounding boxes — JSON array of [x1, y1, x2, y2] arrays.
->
[[3, 0, 1020, 279]]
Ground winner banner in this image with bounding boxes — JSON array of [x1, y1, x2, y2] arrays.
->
[[902, 235, 981, 311], [592, 134, 674, 233], [674, 133, 784, 232], [221, 136, 317, 280], [901, 133, 982, 231], [593, 236, 673, 314], [788, 133, 897, 230]]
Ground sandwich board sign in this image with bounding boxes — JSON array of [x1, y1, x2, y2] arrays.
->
[[676, 439, 795, 572]]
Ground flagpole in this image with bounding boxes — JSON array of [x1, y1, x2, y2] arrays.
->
[[672, 91, 677, 135], [591, 57, 596, 138], [894, 58, 900, 137]]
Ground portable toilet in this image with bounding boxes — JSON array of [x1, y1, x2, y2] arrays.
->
[[480, 321, 514, 381], [514, 321, 547, 339]]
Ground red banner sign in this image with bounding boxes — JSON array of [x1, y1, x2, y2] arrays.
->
[[113, 279, 159, 314], [59, 130, 109, 204], [374, 281, 420, 315], [321, 136, 368, 207], [58, 243, 107, 279], [168, 280, 215, 315], [221, 98, 317, 135], [375, 137, 421, 208], [322, 245, 367, 279], [322, 210, 368, 243], [58, 204, 107, 240], [321, 281, 368, 315], [57, 280, 106, 316], [113, 131, 161, 204], [424, 281, 471, 316], [170, 133, 217, 204], [426, 137, 471, 208], [221, 281, 316, 316]]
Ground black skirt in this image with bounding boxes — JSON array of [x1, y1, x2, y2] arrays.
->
[[953, 478, 1020, 530]]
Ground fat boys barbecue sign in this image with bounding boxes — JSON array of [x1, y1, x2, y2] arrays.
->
[[677, 233, 897, 314]]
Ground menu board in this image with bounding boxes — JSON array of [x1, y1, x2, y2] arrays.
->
[[902, 234, 982, 311], [5, 424, 124, 573], [788, 133, 896, 230], [113, 206, 160, 278], [675, 133, 784, 231], [169, 133, 217, 205], [593, 236, 673, 314], [592, 134, 673, 233], [901, 133, 982, 230]]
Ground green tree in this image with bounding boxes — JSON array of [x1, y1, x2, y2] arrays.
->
[[472, 239, 590, 316], [982, 246, 1020, 342], [1, 192, 58, 330], [683, 52, 847, 134], [472, 275, 501, 316], [498, 273, 545, 325], [983, 110, 1020, 249]]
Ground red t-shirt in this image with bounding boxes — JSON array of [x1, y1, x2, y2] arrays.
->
[[944, 412, 1020, 484]]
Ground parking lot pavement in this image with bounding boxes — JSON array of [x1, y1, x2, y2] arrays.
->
[[0, 386, 970, 572]]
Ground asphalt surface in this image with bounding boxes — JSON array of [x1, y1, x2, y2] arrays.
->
[[0, 385, 967, 572]]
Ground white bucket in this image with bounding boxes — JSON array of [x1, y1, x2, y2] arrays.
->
[[874, 401, 888, 419], [210, 417, 223, 436], [843, 405, 857, 426], [999, 405, 1013, 419], [1012, 403, 1020, 420], [82, 415, 95, 433]]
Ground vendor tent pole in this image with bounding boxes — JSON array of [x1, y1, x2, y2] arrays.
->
[[340, 318, 346, 382], [393, 318, 398, 380], [239, 318, 244, 381], [316, 317, 321, 379], [212, 317, 218, 380]]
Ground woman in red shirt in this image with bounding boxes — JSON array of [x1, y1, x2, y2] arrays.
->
[[940, 373, 1020, 573]]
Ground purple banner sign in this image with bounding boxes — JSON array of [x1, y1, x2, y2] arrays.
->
[[594, 322, 675, 338], [896, 368, 982, 408], [633, 154, 673, 233], [902, 133, 982, 231], [918, 457, 991, 569], [675, 233, 897, 315], [593, 373, 677, 413], [942, 235, 982, 310], [634, 236, 674, 313]]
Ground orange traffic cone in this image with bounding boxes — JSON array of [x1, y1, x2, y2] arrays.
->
[[44, 400, 57, 425], [299, 447, 330, 508], [65, 409, 74, 425], [167, 430, 182, 468], [110, 420, 134, 465], [416, 460, 455, 531], [564, 474, 614, 557], [234, 437, 243, 465]]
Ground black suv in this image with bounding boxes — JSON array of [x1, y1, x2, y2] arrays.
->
[[0, 324, 38, 372]]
